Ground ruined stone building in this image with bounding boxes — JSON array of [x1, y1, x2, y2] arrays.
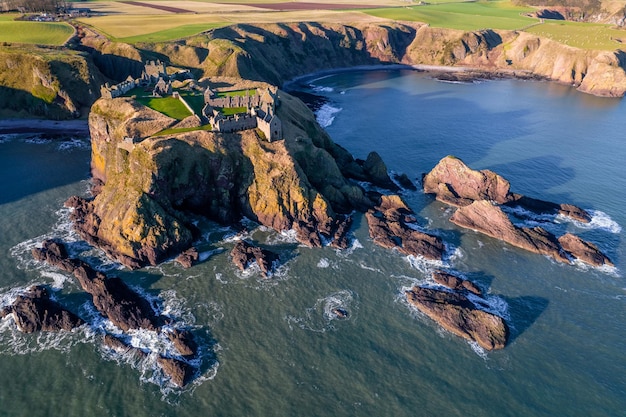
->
[[202, 87, 282, 141], [100, 75, 136, 99]]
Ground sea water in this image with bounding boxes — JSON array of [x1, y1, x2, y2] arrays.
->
[[0, 70, 624, 416]]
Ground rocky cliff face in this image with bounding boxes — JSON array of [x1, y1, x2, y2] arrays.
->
[[75, 89, 369, 268], [141, 23, 626, 97]]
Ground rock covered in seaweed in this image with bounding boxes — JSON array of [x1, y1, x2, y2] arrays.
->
[[406, 286, 508, 351]]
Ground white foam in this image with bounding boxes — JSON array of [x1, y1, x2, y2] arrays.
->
[[39, 271, 71, 290], [57, 138, 90, 151], [572, 210, 622, 234], [317, 258, 330, 268], [311, 85, 334, 93], [286, 290, 356, 333], [315, 103, 342, 128]]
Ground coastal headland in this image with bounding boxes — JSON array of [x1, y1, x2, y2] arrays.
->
[[0, 3, 622, 388]]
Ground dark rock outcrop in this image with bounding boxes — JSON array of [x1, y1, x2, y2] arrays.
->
[[365, 195, 444, 260], [432, 270, 482, 296], [449, 200, 570, 263], [32, 239, 163, 331], [166, 328, 198, 358], [157, 356, 195, 388], [175, 247, 199, 269], [2, 285, 84, 333], [406, 286, 508, 351], [358, 151, 399, 191], [392, 172, 418, 191], [230, 240, 279, 277], [558, 233, 614, 267]]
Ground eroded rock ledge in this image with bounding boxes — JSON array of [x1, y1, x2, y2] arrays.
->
[[423, 156, 612, 267], [30, 239, 200, 387]]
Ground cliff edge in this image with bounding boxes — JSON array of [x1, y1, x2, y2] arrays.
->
[[71, 88, 369, 268]]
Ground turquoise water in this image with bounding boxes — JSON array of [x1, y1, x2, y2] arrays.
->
[[1, 71, 624, 416]]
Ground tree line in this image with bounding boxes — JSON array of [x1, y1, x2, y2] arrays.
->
[[2, 0, 73, 13]]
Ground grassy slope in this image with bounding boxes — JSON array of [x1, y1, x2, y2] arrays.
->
[[135, 96, 191, 120]]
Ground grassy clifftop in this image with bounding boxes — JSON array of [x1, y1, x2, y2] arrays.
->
[[0, 46, 105, 119]]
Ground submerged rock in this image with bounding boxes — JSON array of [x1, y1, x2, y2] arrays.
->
[[432, 270, 482, 296], [2, 285, 84, 333], [406, 286, 508, 351], [365, 195, 444, 260]]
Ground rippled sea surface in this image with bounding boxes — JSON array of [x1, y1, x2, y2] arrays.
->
[[1, 70, 624, 417]]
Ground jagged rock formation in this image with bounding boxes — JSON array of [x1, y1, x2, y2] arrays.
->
[[365, 194, 445, 260], [423, 155, 512, 206], [0, 285, 84, 333], [230, 240, 279, 277], [30, 239, 200, 387], [71, 90, 371, 268], [424, 156, 612, 267], [558, 233, 614, 267], [31, 239, 164, 331], [406, 286, 508, 351], [450, 200, 570, 263]]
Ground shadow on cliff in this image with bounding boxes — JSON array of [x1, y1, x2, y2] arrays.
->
[[502, 295, 549, 344], [207, 23, 415, 86]]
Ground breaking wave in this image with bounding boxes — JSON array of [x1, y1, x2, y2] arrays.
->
[[315, 103, 342, 128]]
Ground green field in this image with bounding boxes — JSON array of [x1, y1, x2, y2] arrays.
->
[[135, 96, 192, 120], [364, 1, 536, 31], [526, 20, 626, 50], [0, 16, 74, 45]]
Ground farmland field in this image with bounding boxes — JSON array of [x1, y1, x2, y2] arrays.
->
[[363, 2, 536, 31], [0, 15, 73, 45], [525, 20, 626, 50]]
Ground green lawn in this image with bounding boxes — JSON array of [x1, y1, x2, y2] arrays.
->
[[0, 18, 74, 45], [178, 92, 206, 114], [219, 106, 248, 116], [117, 23, 226, 44], [135, 96, 192, 120], [364, 1, 536, 31], [216, 89, 257, 98], [156, 124, 213, 136]]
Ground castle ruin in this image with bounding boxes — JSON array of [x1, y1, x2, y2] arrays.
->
[[101, 61, 282, 142]]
